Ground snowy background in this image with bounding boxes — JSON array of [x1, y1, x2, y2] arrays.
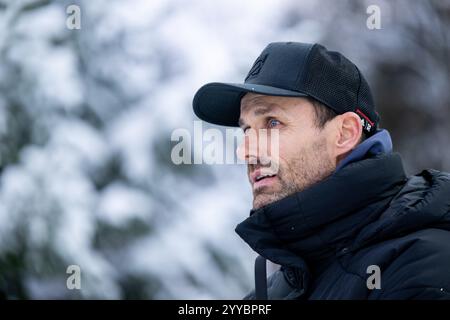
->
[[0, 0, 448, 299]]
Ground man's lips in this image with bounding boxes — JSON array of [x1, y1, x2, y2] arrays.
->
[[250, 169, 278, 189], [253, 175, 278, 190]]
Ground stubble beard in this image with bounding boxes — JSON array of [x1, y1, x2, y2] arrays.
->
[[252, 137, 335, 210]]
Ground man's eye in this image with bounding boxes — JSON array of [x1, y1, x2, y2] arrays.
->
[[268, 119, 281, 128]]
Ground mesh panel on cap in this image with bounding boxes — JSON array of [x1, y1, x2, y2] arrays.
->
[[299, 44, 378, 134], [356, 68, 379, 131], [299, 44, 359, 114]]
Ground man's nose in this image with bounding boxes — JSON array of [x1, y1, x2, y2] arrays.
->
[[236, 130, 259, 164]]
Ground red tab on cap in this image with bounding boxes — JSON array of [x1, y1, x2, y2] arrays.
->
[[355, 108, 374, 126]]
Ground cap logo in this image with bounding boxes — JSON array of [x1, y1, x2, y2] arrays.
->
[[245, 53, 268, 81], [356, 108, 375, 132]]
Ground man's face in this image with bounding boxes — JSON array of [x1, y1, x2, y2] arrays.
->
[[237, 93, 336, 210]]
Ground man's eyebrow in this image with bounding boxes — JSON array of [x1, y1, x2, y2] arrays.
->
[[238, 104, 279, 128]]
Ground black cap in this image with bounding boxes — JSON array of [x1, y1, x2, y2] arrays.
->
[[193, 42, 379, 134]]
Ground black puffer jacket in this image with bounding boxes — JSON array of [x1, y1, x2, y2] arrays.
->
[[236, 153, 450, 299]]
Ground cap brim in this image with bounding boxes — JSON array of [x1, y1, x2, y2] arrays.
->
[[193, 82, 308, 127]]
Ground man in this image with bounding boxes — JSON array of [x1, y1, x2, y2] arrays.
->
[[192, 42, 450, 299]]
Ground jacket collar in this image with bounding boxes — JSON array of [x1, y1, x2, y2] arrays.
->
[[335, 129, 392, 171], [235, 152, 407, 270]]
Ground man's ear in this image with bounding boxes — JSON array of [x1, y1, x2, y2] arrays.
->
[[334, 112, 363, 161]]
